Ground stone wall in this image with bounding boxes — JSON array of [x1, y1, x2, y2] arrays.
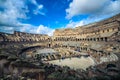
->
[[0, 14, 120, 57], [52, 13, 120, 58], [0, 31, 51, 50]]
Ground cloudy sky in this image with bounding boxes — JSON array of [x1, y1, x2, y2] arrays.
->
[[0, 0, 120, 36]]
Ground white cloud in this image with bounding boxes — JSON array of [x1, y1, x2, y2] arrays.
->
[[30, 0, 38, 5], [33, 4, 45, 15], [0, 0, 53, 36], [0, 0, 45, 27], [0, 0, 28, 26], [66, 0, 120, 19], [66, 20, 84, 28], [0, 26, 14, 33], [65, 15, 113, 28], [38, 5, 43, 9], [30, 0, 45, 15], [17, 23, 55, 36], [36, 25, 55, 36]]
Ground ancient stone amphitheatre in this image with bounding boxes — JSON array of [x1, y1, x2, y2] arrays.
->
[[0, 14, 120, 80]]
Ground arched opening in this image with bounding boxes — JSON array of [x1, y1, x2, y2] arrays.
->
[[100, 38, 103, 41], [0, 34, 6, 42], [97, 38, 99, 41], [88, 38, 89, 41], [51, 55, 55, 60], [104, 37, 108, 42], [48, 44, 51, 48], [0, 36, 4, 42]]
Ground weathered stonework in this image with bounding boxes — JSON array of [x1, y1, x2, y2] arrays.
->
[[0, 13, 120, 62]]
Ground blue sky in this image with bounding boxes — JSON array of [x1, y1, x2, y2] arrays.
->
[[0, 0, 120, 36]]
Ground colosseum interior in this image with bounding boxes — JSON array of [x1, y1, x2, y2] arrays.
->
[[0, 14, 120, 80]]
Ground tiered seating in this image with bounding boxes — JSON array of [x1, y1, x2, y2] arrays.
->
[[100, 31, 117, 37]]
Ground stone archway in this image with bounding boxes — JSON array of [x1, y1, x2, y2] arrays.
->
[[48, 44, 51, 48], [0, 34, 6, 42]]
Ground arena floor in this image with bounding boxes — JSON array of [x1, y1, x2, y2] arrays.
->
[[48, 56, 95, 70]]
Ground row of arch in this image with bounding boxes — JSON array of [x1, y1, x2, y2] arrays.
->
[[1, 37, 50, 42], [54, 37, 108, 42]]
